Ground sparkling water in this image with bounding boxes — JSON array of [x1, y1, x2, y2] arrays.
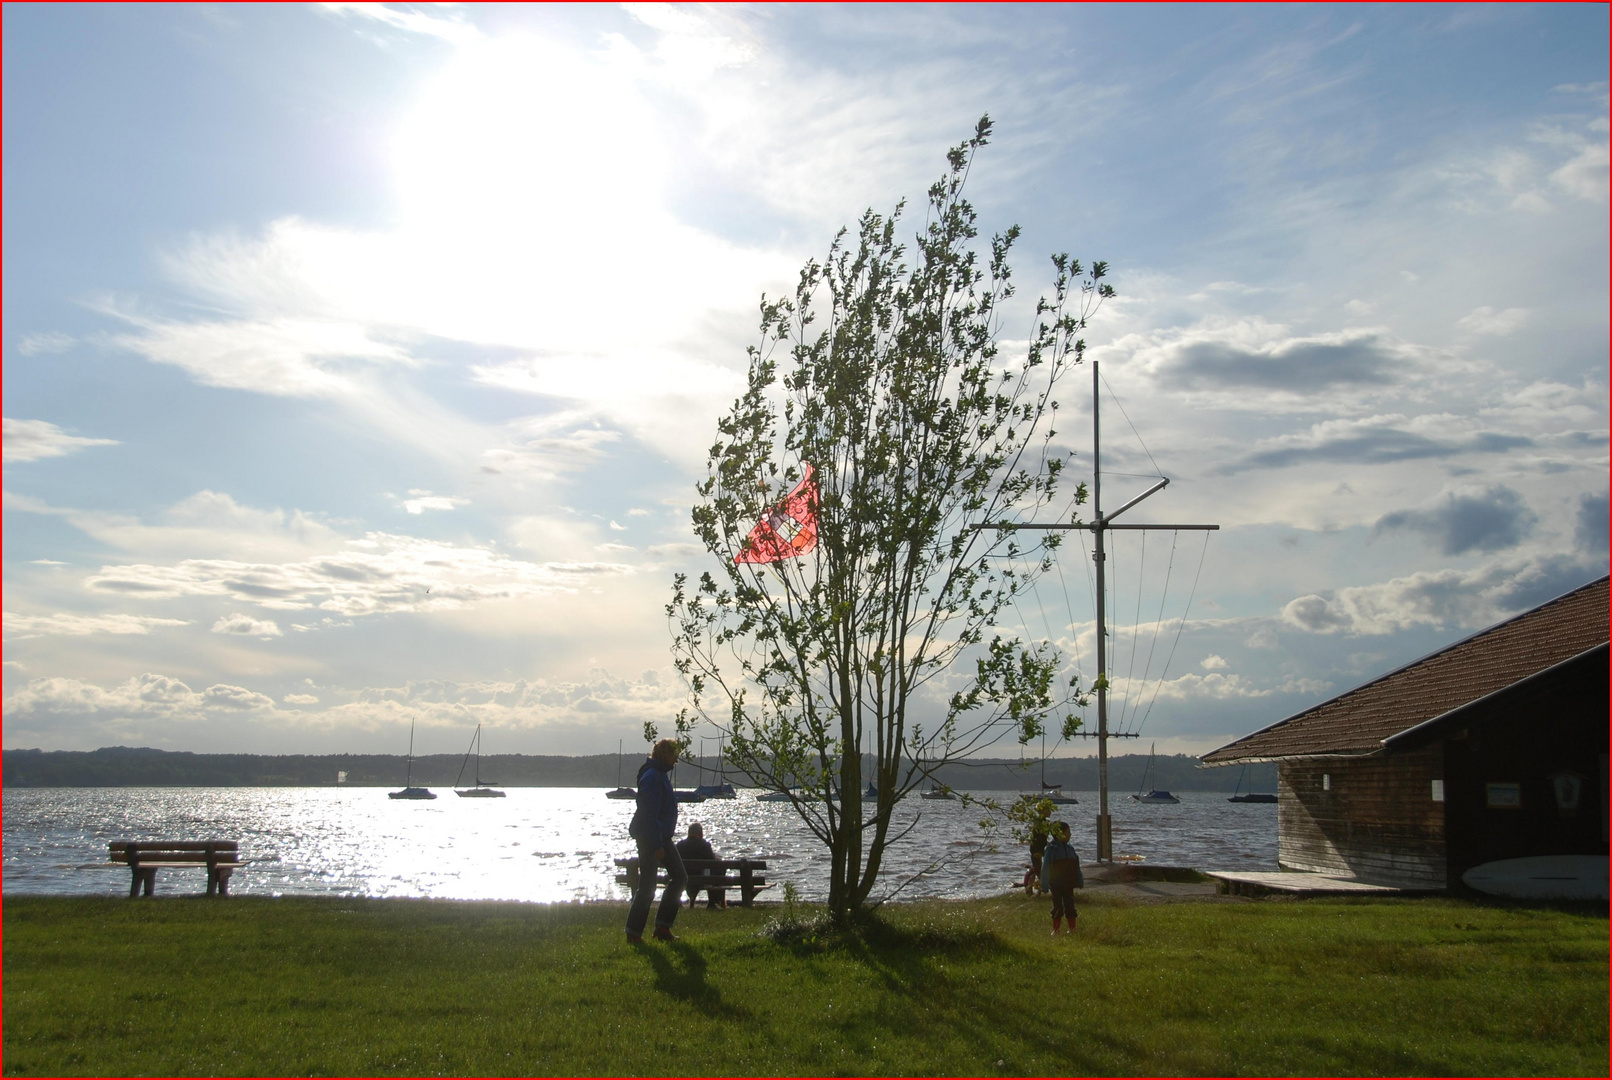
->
[[3, 787, 1275, 902]]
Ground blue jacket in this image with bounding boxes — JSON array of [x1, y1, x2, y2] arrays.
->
[[1042, 839, 1082, 889], [629, 759, 677, 844]]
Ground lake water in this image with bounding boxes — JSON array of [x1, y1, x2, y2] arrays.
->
[[3, 787, 1275, 903]]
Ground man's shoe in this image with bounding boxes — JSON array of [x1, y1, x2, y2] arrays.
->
[[626, 933, 644, 945], [653, 925, 678, 942]]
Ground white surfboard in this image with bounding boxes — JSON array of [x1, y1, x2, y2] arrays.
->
[[1461, 855, 1608, 901]]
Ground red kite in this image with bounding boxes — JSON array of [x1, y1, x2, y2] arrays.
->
[[736, 464, 818, 564]]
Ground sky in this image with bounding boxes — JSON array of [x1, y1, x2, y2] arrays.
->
[[3, 3, 1607, 761]]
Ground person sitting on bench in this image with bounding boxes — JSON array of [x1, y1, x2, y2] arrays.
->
[[676, 823, 724, 909]]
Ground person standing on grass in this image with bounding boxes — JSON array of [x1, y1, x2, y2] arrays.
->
[[626, 738, 687, 944], [1041, 820, 1083, 935]]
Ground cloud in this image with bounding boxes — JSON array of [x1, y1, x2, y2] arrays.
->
[[3, 418, 119, 464], [1372, 484, 1537, 555], [1155, 330, 1406, 392], [1199, 654, 1228, 670], [210, 613, 284, 638], [104, 307, 415, 398], [400, 491, 469, 514], [83, 533, 633, 615], [1575, 492, 1609, 553], [3, 612, 190, 640], [1138, 670, 1332, 703], [15, 332, 74, 355], [1, 667, 684, 742], [4, 488, 345, 562], [1456, 306, 1529, 336], [319, 2, 482, 45], [2, 672, 275, 722], [1280, 554, 1601, 636], [1217, 414, 1534, 473]]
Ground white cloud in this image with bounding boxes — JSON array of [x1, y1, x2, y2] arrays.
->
[[4, 488, 345, 562], [16, 332, 74, 355], [84, 533, 633, 615], [400, 492, 468, 514], [1199, 654, 1228, 670], [1456, 306, 1529, 336], [283, 693, 320, 705], [105, 307, 415, 398], [210, 613, 284, 638], [3, 611, 190, 640], [319, 2, 482, 44], [2, 672, 275, 722], [3, 418, 119, 464], [1279, 555, 1600, 636]]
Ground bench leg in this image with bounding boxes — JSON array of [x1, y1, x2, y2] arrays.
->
[[215, 869, 233, 897], [129, 868, 156, 897]]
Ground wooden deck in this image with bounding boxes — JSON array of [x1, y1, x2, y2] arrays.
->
[[1204, 870, 1437, 897]]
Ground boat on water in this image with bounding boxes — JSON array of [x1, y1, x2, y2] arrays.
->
[[693, 736, 737, 799], [389, 720, 436, 800], [1130, 742, 1179, 804], [674, 789, 707, 803], [756, 788, 795, 802], [920, 782, 956, 800], [1026, 735, 1077, 803], [453, 724, 505, 798], [862, 782, 881, 801], [1226, 763, 1276, 802], [605, 740, 635, 799]]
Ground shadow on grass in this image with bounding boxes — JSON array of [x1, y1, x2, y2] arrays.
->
[[743, 906, 1120, 1076], [634, 940, 753, 1021]]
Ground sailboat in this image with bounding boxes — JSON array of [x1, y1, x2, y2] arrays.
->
[[693, 736, 737, 799], [388, 720, 436, 800], [1130, 742, 1179, 804], [453, 724, 505, 798], [1026, 733, 1078, 804], [1227, 763, 1277, 803], [920, 781, 957, 800], [606, 740, 636, 799]]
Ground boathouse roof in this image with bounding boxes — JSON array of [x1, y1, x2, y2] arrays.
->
[[1201, 575, 1609, 765]]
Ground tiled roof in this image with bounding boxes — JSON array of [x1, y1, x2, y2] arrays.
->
[[1202, 576, 1610, 764]]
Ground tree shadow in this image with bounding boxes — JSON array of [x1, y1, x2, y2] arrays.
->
[[761, 912, 1118, 1075]]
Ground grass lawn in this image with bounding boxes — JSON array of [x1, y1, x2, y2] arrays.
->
[[2, 890, 1605, 1076]]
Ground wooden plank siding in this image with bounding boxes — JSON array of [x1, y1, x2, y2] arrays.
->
[[1278, 746, 1446, 888]]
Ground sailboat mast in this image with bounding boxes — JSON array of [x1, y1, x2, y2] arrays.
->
[[1093, 360, 1112, 862], [406, 719, 416, 787]]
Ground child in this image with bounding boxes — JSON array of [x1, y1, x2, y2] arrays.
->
[[1040, 821, 1083, 934]]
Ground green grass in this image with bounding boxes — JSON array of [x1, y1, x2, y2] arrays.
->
[[3, 891, 1605, 1076]]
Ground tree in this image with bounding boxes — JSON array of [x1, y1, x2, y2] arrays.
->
[[667, 116, 1114, 922]]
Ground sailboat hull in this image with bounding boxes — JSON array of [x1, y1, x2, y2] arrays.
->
[[389, 787, 436, 800], [606, 787, 636, 800], [455, 787, 505, 797]]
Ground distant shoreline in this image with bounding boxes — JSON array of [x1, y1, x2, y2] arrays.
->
[[2, 746, 1276, 792]]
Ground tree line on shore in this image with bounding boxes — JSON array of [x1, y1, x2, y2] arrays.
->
[[2, 745, 1274, 792]]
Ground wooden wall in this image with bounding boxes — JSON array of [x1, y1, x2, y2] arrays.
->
[[1278, 746, 1446, 887]]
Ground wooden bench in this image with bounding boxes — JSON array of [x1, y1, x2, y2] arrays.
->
[[615, 856, 773, 907], [109, 841, 243, 898]]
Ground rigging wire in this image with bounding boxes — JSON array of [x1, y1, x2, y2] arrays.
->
[[1128, 530, 1180, 734], [1135, 530, 1212, 736], [1120, 529, 1149, 735], [1100, 370, 1164, 480]]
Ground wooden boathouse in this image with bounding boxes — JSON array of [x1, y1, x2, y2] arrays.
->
[[1202, 576, 1608, 891]]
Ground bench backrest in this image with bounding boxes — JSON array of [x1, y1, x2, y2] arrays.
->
[[109, 841, 238, 864]]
